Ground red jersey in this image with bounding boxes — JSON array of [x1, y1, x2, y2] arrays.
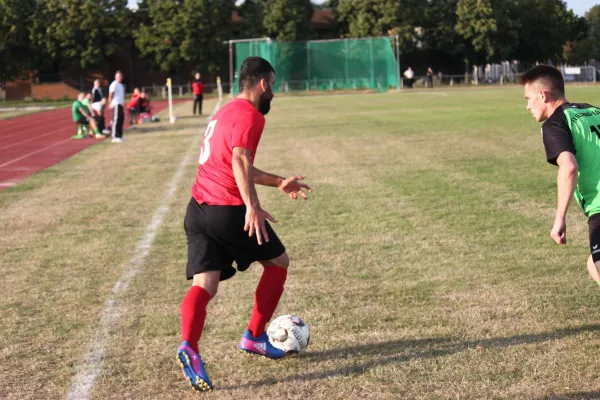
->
[[192, 80, 205, 95], [192, 99, 265, 206], [127, 94, 140, 109]]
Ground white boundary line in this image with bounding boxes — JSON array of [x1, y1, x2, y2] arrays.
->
[[66, 98, 222, 400]]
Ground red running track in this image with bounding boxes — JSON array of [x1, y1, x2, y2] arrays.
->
[[0, 100, 186, 191]]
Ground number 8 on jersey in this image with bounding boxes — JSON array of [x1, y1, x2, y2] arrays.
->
[[199, 120, 218, 165]]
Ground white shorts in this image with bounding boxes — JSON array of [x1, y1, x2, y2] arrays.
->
[[91, 102, 103, 113]]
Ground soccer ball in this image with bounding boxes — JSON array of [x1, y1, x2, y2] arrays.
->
[[267, 314, 310, 354]]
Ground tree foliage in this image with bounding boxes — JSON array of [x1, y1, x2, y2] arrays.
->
[[30, 0, 128, 71], [335, 0, 400, 38], [260, 0, 313, 41], [0, 0, 595, 83], [0, 0, 37, 82]]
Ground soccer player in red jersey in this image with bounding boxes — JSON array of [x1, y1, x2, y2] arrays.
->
[[192, 72, 205, 115], [176, 57, 311, 392]]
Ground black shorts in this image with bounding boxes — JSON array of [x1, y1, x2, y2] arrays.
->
[[75, 116, 89, 125], [589, 214, 600, 262], [184, 197, 286, 281]]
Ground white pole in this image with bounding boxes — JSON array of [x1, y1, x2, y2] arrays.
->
[[167, 78, 175, 123]]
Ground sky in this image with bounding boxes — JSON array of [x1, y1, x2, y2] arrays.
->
[[126, 0, 597, 17], [568, 0, 599, 16]]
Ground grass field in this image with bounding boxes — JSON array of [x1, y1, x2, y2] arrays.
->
[[0, 100, 72, 120], [2, 87, 600, 400]]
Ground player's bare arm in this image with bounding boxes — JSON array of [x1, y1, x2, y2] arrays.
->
[[107, 92, 114, 109], [79, 106, 91, 119], [552, 151, 578, 245], [232, 147, 277, 245], [253, 167, 312, 200]]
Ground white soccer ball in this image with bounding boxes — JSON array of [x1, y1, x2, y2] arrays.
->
[[267, 314, 310, 354]]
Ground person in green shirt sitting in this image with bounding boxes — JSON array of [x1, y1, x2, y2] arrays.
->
[[72, 92, 103, 139]]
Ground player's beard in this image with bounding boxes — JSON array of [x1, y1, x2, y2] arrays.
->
[[259, 87, 273, 115]]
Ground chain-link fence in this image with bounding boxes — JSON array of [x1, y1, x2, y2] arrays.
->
[[560, 66, 598, 83], [139, 82, 230, 99]]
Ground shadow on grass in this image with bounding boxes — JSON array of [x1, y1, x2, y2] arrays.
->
[[271, 119, 396, 131], [539, 391, 600, 400], [174, 115, 207, 120], [127, 121, 204, 135], [220, 324, 600, 390]]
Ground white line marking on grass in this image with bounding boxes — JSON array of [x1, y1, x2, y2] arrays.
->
[[66, 99, 222, 400]]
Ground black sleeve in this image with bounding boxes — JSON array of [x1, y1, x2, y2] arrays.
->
[[542, 113, 575, 165]]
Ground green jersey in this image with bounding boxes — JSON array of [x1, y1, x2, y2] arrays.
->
[[542, 103, 600, 217], [72, 100, 86, 122]]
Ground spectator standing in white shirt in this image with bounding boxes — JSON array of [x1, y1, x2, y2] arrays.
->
[[403, 67, 415, 89], [108, 71, 125, 143]]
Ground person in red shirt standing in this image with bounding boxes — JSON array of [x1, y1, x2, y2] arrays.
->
[[192, 72, 205, 115], [177, 57, 311, 392]]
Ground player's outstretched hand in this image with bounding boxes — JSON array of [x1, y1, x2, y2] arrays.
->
[[550, 218, 567, 245], [245, 206, 277, 245], [278, 176, 312, 200]]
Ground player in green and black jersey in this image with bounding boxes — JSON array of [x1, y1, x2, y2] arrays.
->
[[521, 65, 600, 285]]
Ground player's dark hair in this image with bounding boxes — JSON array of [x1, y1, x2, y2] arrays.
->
[[519, 65, 565, 97], [238, 57, 275, 92]]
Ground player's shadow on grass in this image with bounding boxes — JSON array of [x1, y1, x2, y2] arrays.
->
[[538, 391, 600, 400], [282, 119, 392, 131], [176, 115, 205, 120], [127, 123, 195, 134], [220, 324, 600, 391]]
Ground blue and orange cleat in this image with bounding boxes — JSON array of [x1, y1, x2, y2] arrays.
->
[[176, 341, 213, 392], [238, 329, 286, 360]]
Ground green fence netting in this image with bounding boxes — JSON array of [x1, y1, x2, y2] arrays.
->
[[232, 37, 399, 94]]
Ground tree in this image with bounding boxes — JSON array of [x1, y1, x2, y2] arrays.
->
[[455, 0, 497, 63], [237, 0, 266, 38], [135, 0, 234, 76], [30, 0, 129, 72], [180, 0, 235, 76], [0, 0, 37, 82], [260, 0, 313, 41], [582, 4, 600, 59], [134, 0, 186, 73], [418, 0, 465, 71], [335, 0, 400, 38], [514, 0, 585, 63], [563, 5, 600, 63]]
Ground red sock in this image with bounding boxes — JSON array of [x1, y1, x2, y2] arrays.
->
[[180, 286, 211, 353], [247, 266, 288, 337]]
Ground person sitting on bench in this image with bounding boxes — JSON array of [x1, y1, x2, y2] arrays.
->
[[127, 88, 141, 124], [72, 92, 103, 139]]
